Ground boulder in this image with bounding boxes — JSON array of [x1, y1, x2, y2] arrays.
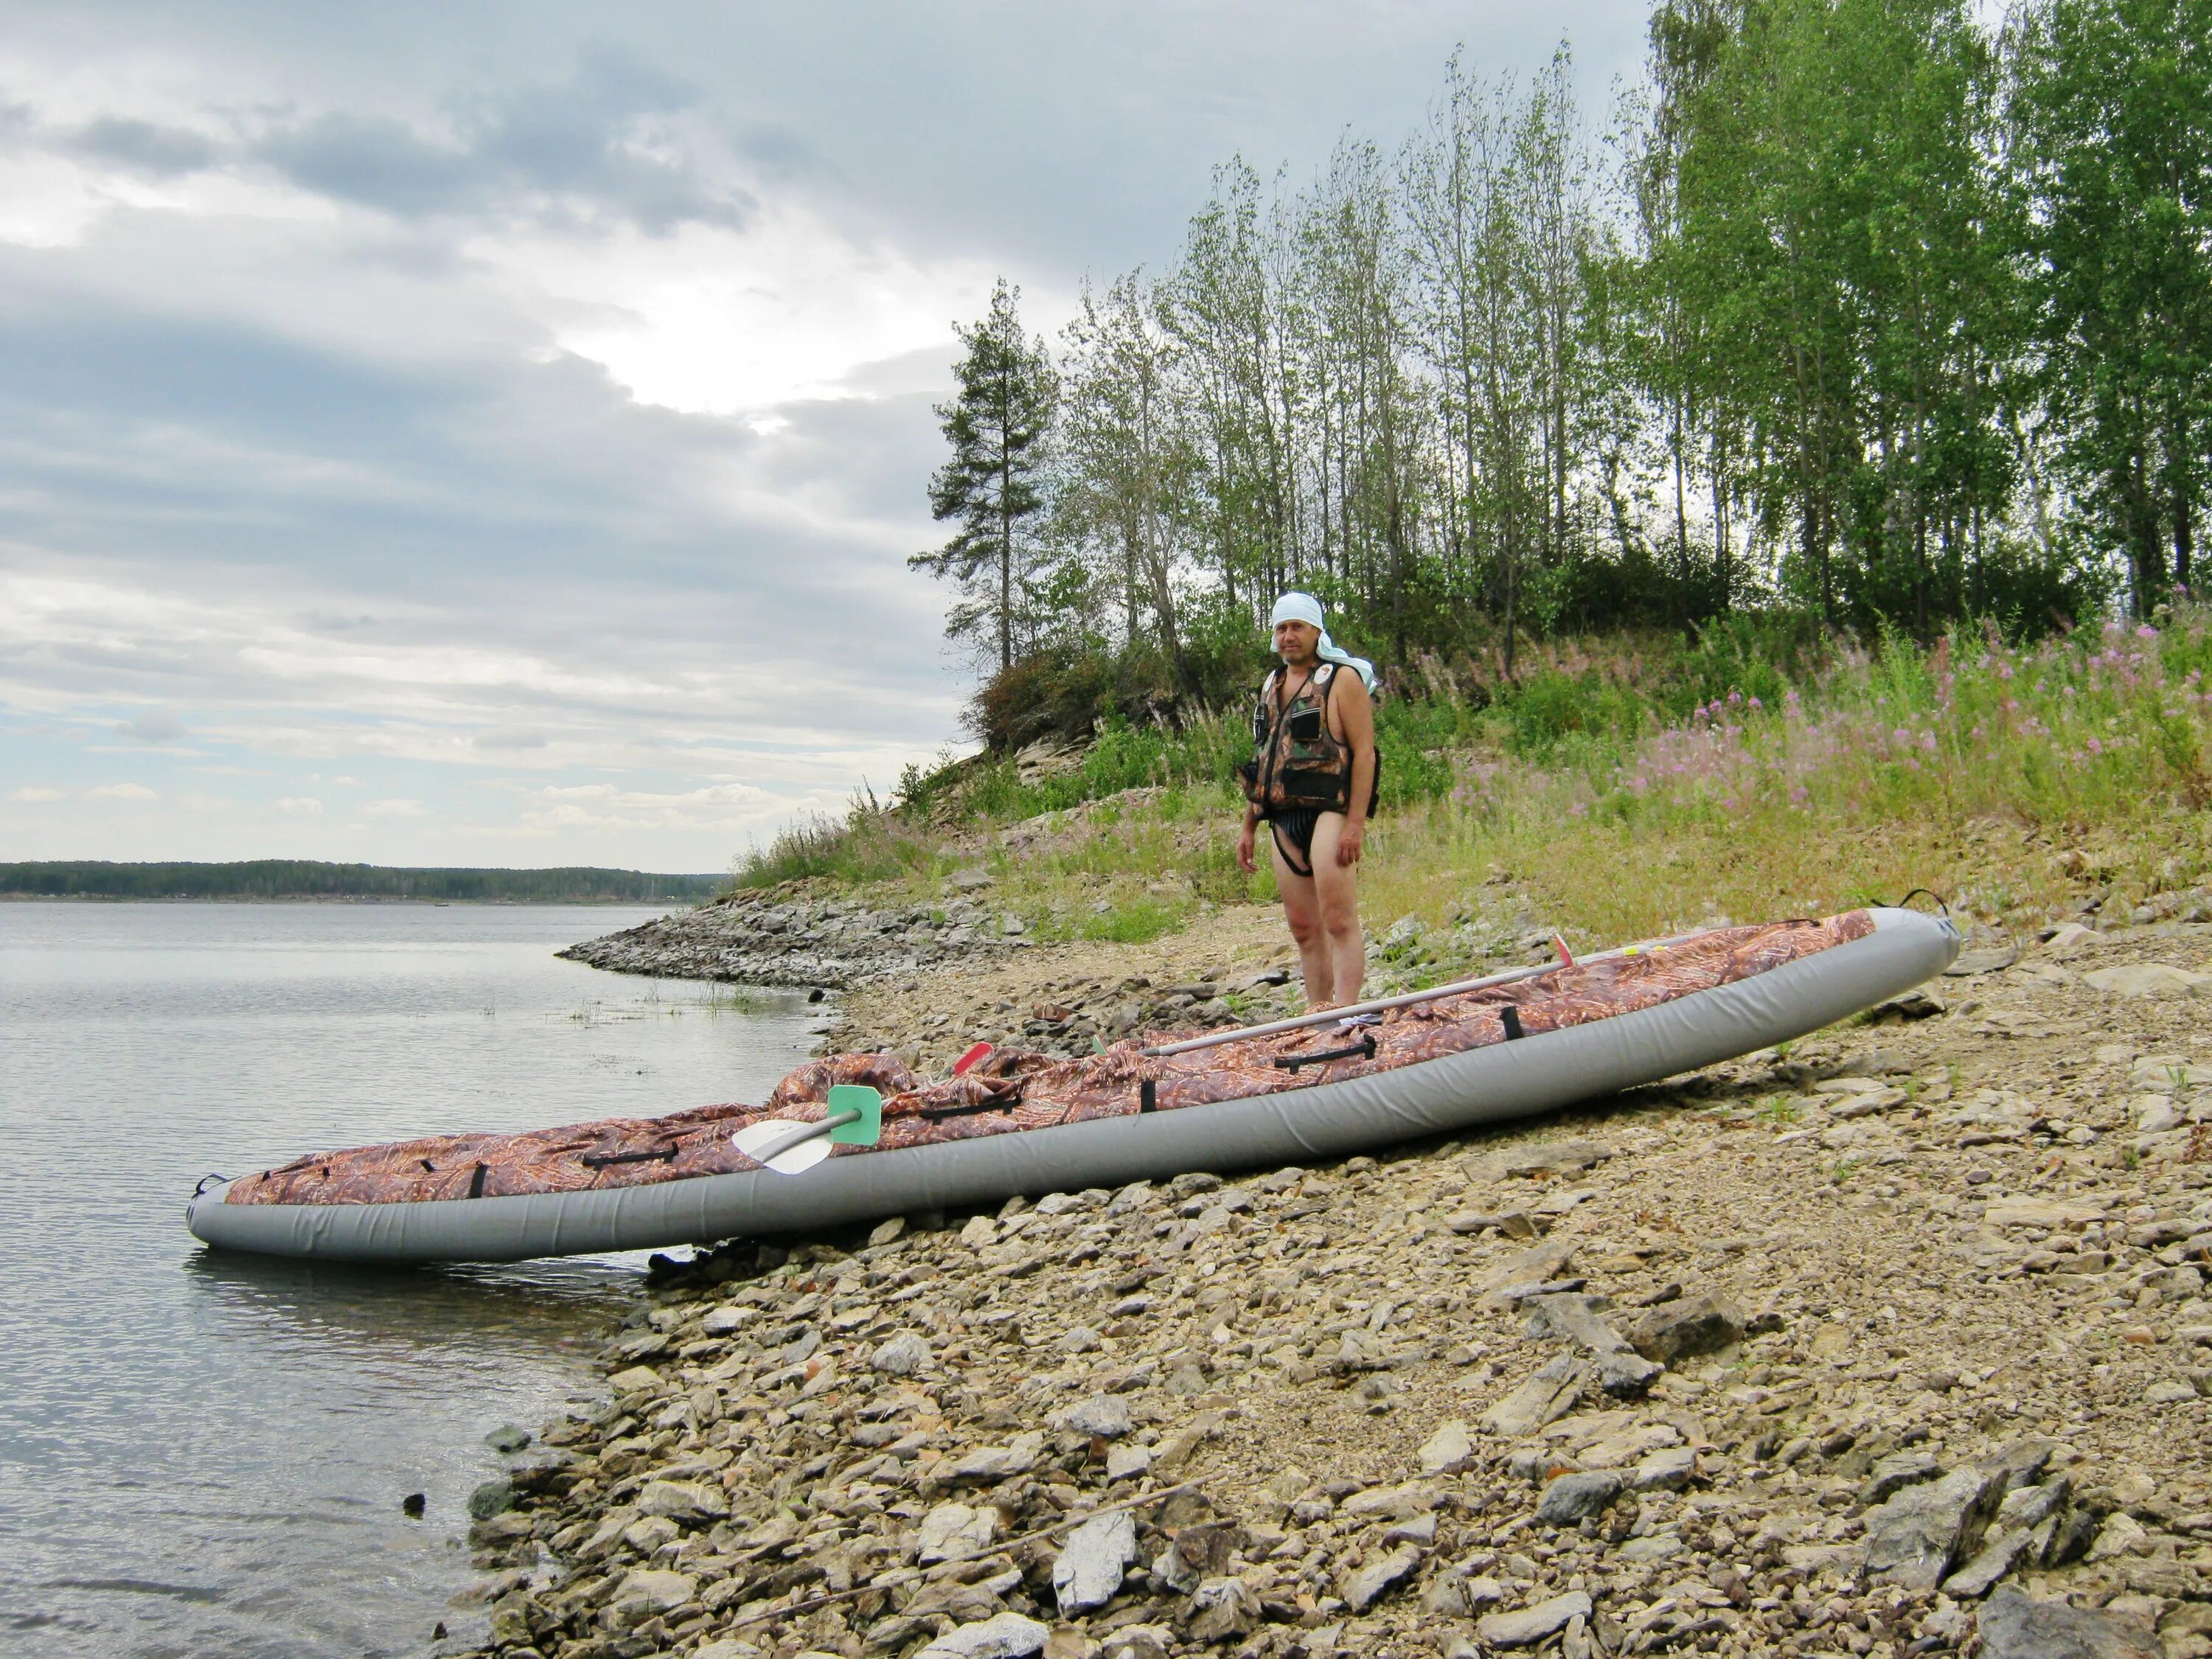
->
[[1182, 1576, 1259, 1643], [1865, 1466, 2005, 1592], [1484, 1354, 1585, 1436], [1977, 1586, 2159, 1658], [872, 1332, 932, 1376], [1417, 1421, 1476, 1475]]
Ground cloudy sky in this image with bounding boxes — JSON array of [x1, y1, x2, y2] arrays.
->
[[1, 1, 1643, 874]]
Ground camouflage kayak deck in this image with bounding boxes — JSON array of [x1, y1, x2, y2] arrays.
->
[[226, 911, 1874, 1209]]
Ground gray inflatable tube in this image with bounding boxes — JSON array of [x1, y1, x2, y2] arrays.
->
[[187, 907, 1957, 1264]]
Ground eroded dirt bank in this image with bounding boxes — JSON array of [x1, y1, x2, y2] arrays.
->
[[456, 916, 2212, 1659]]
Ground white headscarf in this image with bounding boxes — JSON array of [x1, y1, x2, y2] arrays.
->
[[1268, 591, 1377, 692]]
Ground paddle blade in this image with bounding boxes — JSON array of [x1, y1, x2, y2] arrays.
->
[[731, 1119, 835, 1175], [953, 1042, 993, 1076], [826, 1085, 883, 1145]]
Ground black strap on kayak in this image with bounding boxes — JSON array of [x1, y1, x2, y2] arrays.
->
[[580, 1144, 683, 1168], [917, 1093, 1023, 1121], [1273, 1032, 1377, 1072], [1139, 1079, 1157, 1113], [467, 1162, 488, 1198], [192, 1173, 228, 1197], [1500, 1005, 1525, 1040], [418, 1158, 436, 1173]]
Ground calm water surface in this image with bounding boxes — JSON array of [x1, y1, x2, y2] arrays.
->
[[0, 902, 821, 1658]]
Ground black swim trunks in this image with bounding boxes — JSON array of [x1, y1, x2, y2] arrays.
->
[[1269, 808, 1321, 877]]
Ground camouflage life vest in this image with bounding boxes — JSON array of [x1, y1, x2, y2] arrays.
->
[[1239, 663, 1377, 818]]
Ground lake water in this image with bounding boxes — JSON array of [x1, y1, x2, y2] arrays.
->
[[0, 902, 822, 1658]]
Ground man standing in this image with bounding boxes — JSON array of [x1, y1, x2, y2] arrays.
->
[[1236, 592, 1377, 1009]]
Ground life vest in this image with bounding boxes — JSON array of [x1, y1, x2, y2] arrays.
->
[[1238, 663, 1379, 818]]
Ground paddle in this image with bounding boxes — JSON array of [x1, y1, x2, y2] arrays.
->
[[731, 1084, 883, 1176], [1139, 924, 1718, 1060]]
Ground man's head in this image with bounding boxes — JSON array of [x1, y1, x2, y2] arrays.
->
[[1269, 591, 1326, 667]]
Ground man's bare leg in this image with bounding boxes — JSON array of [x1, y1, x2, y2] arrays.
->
[[1308, 813, 1363, 1006], [1268, 830, 1335, 1008]]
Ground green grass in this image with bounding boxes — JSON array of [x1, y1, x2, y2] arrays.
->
[[739, 600, 2212, 947]]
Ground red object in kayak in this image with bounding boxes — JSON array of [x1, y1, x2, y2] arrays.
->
[[953, 1042, 994, 1076]]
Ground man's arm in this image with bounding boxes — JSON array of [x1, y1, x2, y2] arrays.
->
[[1337, 674, 1375, 866], [1236, 800, 1262, 874]]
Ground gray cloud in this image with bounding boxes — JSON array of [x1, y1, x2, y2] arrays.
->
[[70, 116, 221, 175], [252, 44, 756, 234]]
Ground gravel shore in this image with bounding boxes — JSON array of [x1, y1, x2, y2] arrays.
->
[[463, 908, 2212, 1659]]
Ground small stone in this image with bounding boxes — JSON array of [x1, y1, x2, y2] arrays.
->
[[1941, 1526, 2034, 1599], [916, 1612, 1051, 1659], [1484, 1354, 1585, 1436], [1632, 1447, 1699, 1492], [1861, 1450, 1945, 1506], [613, 1567, 697, 1612], [1052, 1510, 1138, 1615], [1628, 1293, 1745, 1363], [869, 1216, 908, 1246], [2087, 1512, 2149, 1561], [1595, 1350, 1664, 1397], [2144, 1380, 2197, 1405], [1099, 1627, 1172, 1659], [1478, 1590, 1595, 1648], [1058, 1326, 1102, 1354], [467, 1479, 515, 1521], [1060, 1393, 1133, 1439], [483, 1424, 532, 1454], [1340, 1545, 1425, 1613], [1105, 1444, 1152, 1483], [872, 1332, 932, 1376], [1977, 1585, 2160, 1658], [1182, 1576, 1259, 1641], [1535, 1470, 1623, 1526], [1418, 1420, 1476, 1475], [960, 1215, 998, 1247], [919, 1502, 1003, 1563], [636, 1478, 727, 1522]]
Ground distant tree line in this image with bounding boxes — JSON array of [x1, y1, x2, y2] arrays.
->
[[1, 862, 724, 902], [914, 0, 2212, 745]]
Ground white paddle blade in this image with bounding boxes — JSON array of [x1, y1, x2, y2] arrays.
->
[[732, 1120, 835, 1176]]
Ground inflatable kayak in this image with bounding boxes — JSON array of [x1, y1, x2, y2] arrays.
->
[[186, 907, 1957, 1264]]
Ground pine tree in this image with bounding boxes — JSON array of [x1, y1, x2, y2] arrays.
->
[[911, 280, 1059, 672]]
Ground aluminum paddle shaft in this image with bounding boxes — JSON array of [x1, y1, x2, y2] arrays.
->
[[1139, 925, 1717, 1060]]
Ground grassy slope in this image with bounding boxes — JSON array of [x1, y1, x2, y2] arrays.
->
[[742, 605, 2212, 966]]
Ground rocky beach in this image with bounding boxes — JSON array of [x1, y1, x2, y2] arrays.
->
[[443, 894, 2212, 1659]]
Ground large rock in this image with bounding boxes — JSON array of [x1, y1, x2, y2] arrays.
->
[[917, 1613, 1053, 1659], [1339, 1545, 1425, 1612], [1865, 1466, 2005, 1592], [1977, 1586, 2160, 1658], [1478, 1590, 1595, 1648], [1629, 1293, 1745, 1362], [1052, 1510, 1139, 1615]]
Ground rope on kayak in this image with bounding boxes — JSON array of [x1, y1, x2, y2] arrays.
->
[[1891, 887, 1951, 917], [192, 1173, 227, 1197], [467, 1162, 488, 1199]]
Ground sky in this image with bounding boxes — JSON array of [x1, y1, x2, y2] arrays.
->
[[0, 1, 1646, 874]]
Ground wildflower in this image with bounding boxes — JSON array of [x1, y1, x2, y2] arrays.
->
[[2136, 625, 2158, 639], [1748, 695, 1763, 710], [1919, 732, 1938, 753]]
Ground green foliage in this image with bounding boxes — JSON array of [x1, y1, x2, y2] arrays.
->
[[733, 791, 942, 890]]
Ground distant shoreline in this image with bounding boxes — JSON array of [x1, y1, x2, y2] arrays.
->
[[0, 860, 725, 905], [0, 893, 692, 905]]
